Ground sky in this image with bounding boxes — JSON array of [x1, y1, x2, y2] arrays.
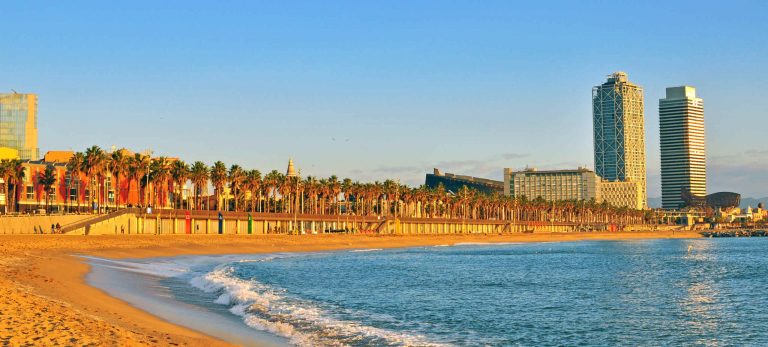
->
[[2, 1, 767, 197]]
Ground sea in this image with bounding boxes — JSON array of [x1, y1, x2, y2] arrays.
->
[[86, 238, 768, 346]]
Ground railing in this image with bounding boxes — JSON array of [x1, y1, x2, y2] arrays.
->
[[60, 208, 140, 234]]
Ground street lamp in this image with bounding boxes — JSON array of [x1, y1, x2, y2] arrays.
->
[[293, 169, 301, 234], [145, 149, 152, 212]]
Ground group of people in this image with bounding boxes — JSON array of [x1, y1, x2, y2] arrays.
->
[[33, 223, 62, 234]]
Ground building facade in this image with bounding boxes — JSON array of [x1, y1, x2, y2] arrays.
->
[[659, 86, 706, 209], [503, 167, 644, 209], [504, 167, 600, 202], [592, 72, 647, 207], [0, 150, 185, 213], [600, 180, 644, 210], [426, 168, 504, 195], [0, 92, 39, 160]]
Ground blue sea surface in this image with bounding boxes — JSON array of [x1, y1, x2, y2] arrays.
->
[[179, 238, 768, 346], [90, 238, 768, 346]]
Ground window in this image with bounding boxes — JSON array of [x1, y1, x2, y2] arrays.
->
[[69, 188, 77, 202], [25, 186, 34, 200]]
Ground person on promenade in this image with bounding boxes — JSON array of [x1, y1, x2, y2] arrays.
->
[[55, 223, 61, 234], [51, 224, 55, 234]]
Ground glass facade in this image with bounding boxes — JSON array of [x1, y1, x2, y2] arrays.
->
[[592, 72, 647, 208], [504, 168, 599, 202], [0, 93, 39, 160]]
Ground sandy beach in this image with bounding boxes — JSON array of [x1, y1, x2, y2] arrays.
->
[[1, 231, 701, 346]]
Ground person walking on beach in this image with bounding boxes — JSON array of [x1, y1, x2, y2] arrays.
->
[[55, 223, 61, 234]]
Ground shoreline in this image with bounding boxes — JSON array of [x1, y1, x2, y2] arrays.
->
[[1, 231, 701, 346]]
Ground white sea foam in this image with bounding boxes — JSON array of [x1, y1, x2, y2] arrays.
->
[[238, 258, 274, 263], [81, 256, 191, 277], [190, 265, 448, 347], [452, 242, 523, 247], [349, 248, 383, 253]]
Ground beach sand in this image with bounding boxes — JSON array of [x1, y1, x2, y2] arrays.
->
[[0, 230, 701, 346]]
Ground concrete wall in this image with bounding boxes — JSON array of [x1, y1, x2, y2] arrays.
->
[[57, 212, 617, 236], [0, 214, 96, 234]]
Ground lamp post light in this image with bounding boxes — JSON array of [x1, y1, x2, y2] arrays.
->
[[145, 150, 152, 212], [293, 169, 301, 235]]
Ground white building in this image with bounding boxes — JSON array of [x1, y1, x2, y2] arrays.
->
[[659, 86, 706, 209]]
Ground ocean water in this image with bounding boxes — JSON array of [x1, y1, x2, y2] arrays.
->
[[88, 238, 768, 346]]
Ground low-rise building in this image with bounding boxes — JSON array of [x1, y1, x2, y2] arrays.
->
[[503, 167, 644, 209], [1, 149, 181, 213], [504, 167, 600, 202], [426, 168, 503, 195]]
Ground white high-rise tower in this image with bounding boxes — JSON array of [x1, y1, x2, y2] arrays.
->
[[659, 86, 706, 209]]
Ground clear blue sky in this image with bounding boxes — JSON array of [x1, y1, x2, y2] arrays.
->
[[3, 1, 767, 197]]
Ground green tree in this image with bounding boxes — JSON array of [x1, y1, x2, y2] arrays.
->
[[189, 161, 209, 210], [170, 160, 189, 209], [150, 157, 170, 208], [39, 165, 57, 213], [228, 164, 244, 212], [109, 149, 128, 208], [0, 159, 12, 213], [66, 152, 85, 212], [84, 146, 106, 212], [210, 161, 227, 211], [127, 153, 149, 207]]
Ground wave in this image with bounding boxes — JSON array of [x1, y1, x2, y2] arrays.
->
[[237, 256, 278, 263], [349, 248, 383, 253], [452, 242, 524, 247], [190, 265, 446, 347], [81, 256, 191, 277]]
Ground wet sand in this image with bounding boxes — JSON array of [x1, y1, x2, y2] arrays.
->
[[0, 231, 701, 346]]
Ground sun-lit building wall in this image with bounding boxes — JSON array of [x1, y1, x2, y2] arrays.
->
[[0, 93, 39, 160]]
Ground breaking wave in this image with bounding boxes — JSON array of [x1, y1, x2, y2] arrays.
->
[[190, 265, 446, 347]]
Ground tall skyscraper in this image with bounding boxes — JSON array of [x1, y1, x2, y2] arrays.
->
[[659, 86, 705, 209], [592, 72, 647, 208], [0, 92, 39, 160]]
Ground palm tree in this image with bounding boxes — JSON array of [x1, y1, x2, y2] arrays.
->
[[170, 160, 189, 209], [246, 169, 262, 212], [39, 165, 57, 213], [0, 159, 12, 213], [109, 149, 128, 208], [228, 164, 244, 212], [150, 157, 170, 208], [263, 170, 280, 213], [128, 153, 149, 207], [66, 152, 84, 212], [9, 159, 25, 213], [210, 161, 227, 211], [83, 146, 106, 212], [189, 161, 208, 210]]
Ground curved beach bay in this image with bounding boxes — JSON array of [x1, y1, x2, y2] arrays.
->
[[1, 232, 703, 346]]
